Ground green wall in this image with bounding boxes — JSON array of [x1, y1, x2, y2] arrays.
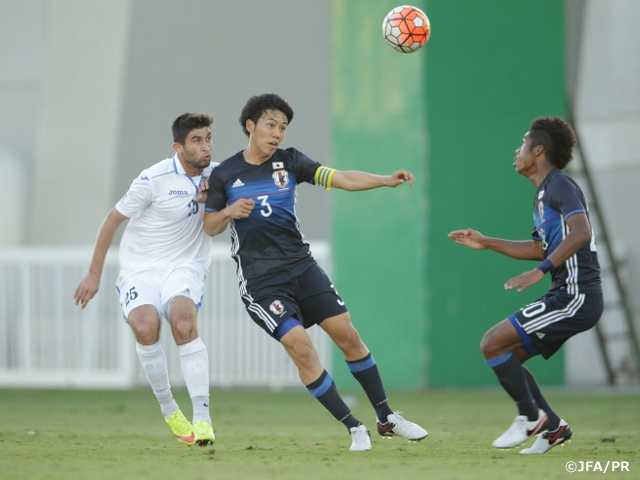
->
[[331, 0, 429, 389], [331, 0, 566, 388], [425, 0, 566, 386]]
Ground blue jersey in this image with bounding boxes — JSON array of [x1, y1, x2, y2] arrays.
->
[[205, 148, 324, 281], [533, 168, 601, 294]]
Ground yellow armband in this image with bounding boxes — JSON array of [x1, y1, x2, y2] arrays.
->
[[314, 166, 336, 190]]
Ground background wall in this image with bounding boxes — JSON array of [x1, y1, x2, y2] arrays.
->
[[29, 0, 132, 245], [1, 0, 638, 389], [113, 0, 333, 246], [331, 0, 428, 389], [17, 0, 332, 246], [565, 0, 640, 385], [424, 0, 565, 386], [329, 0, 565, 388], [0, 0, 45, 245]]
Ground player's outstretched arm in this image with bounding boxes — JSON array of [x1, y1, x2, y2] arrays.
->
[[448, 229, 544, 261], [504, 213, 592, 292], [331, 169, 414, 191], [203, 198, 255, 237], [74, 208, 128, 309]]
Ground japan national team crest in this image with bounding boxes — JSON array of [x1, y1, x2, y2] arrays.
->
[[272, 170, 289, 188], [538, 200, 545, 221], [537, 190, 545, 220], [269, 300, 285, 316]]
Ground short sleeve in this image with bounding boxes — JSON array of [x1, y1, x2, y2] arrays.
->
[[205, 168, 227, 212], [531, 226, 542, 241], [115, 175, 153, 218], [287, 148, 322, 184], [547, 175, 586, 220]]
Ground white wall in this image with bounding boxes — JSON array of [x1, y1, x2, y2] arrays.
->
[[0, 0, 45, 244], [566, 0, 640, 386], [7, 0, 331, 246], [29, 0, 133, 244]]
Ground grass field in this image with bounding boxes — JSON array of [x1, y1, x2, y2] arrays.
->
[[0, 388, 638, 480]]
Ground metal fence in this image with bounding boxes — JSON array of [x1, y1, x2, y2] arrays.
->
[[0, 243, 332, 389]]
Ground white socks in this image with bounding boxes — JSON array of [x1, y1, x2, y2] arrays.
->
[[179, 337, 212, 425], [136, 341, 179, 419]]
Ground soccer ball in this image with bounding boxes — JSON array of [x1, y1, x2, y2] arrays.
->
[[382, 5, 430, 53]]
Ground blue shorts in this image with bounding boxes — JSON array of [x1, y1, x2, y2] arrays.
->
[[509, 291, 603, 359], [240, 262, 348, 340]]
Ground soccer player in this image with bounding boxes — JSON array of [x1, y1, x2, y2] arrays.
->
[[203, 93, 427, 451], [73, 113, 217, 447], [448, 117, 603, 454]]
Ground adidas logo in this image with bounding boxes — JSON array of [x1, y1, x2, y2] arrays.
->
[[231, 178, 245, 188], [536, 332, 546, 339]]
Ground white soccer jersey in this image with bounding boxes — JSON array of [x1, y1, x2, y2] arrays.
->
[[116, 154, 218, 273]]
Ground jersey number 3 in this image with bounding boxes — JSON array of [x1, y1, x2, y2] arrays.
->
[[257, 195, 272, 217]]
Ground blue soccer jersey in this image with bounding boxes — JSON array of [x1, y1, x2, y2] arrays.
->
[[532, 168, 601, 294], [205, 147, 329, 281]]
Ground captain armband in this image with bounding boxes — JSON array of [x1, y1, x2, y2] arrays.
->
[[314, 166, 336, 190]]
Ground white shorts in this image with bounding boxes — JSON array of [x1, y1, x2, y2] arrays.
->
[[115, 266, 206, 321]]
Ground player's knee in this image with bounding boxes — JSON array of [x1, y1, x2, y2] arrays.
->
[[292, 342, 314, 362], [335, 326, 363, 352], [290, 342, 318, 368], [480, 333, 497, 359], [131, 319, 160, 344], [171, 317, 197, 343]]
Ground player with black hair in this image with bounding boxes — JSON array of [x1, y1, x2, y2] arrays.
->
[[449, 116, 602, 454], [204, 93, 427, 451]]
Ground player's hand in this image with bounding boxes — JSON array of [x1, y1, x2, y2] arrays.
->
[[504, 268, 544, 292], [226, 198, 255, 219], [73, 273, 101, 309], [448, 229, 487, 250], [388, 170, 415, 187], [196, 177, 209, 203]]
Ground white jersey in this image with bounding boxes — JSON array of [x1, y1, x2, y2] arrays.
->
[[116, 154, 218, 273]]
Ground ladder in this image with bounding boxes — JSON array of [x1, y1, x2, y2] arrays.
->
[[566, 108, 640, 385]]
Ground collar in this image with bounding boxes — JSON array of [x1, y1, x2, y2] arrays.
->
[[172, 153, 187, 175], [541, 167, 561, 185]]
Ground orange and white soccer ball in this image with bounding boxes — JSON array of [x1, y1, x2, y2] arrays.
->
[[382, 5, 431, 53]]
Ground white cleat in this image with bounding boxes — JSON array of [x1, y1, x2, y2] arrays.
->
[[492, 409, 548, 449], [520, 420, 572, 454], [377, 411, 428, 442], [349, 424, 372, 451]]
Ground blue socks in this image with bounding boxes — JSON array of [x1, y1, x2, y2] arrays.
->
[[305, 352, 394, 430], [305, 370, 360, 430], [523, 366, 560, 430], [347, 353, 394, 421], [486, 352, 539, 421]]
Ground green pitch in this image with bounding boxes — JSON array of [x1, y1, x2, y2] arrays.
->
[[0, 389, 638, 480]]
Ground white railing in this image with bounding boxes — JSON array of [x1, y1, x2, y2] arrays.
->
[[0, 243, 332, 389]]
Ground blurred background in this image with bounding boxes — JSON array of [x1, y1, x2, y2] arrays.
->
[[0, 0, 638, 391]]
